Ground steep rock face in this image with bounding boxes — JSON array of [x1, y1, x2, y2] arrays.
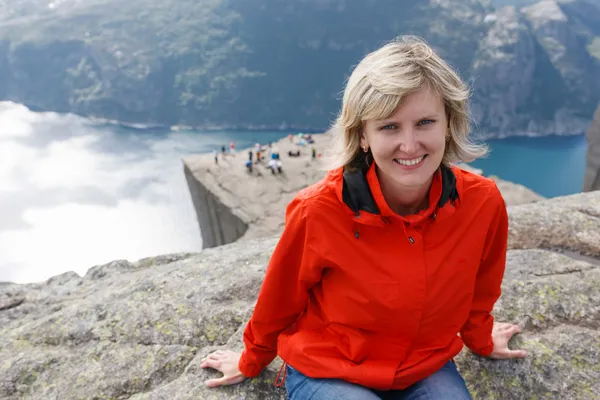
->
[[471, 6, 542, 134], [522, 0, 600, 118], [471, 0, 600, 136], [583, 104, 600, 191], [1, 191, 599, 399], [183, 163, 249, 248]]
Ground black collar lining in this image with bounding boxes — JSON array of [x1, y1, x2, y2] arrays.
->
[[342, 164, 459, 215]]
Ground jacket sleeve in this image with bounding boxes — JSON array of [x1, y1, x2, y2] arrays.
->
[[238, 196, 323, 377], [460, 187, 508, 356]]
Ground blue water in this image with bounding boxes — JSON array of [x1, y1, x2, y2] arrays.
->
[[470, 134, 587, 198]]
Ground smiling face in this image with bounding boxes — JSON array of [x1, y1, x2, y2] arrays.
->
[[361, 86, 448, 193]]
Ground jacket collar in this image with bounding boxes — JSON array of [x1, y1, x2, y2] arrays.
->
[[341, 161, 460, 226]]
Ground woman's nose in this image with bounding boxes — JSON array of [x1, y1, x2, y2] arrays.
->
[[398, 130, 419, 154]]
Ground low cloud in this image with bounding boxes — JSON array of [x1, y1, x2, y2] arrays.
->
[[0, 102, 204, 283]]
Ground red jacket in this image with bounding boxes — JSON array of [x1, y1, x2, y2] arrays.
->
[[238, 162, 508, 390]]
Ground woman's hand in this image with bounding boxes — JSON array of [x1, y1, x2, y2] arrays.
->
[[200, 349, 247, 387], [488, 322, 528, 359]]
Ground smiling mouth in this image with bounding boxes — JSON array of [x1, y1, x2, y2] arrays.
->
[[393, 155, 427, 166]]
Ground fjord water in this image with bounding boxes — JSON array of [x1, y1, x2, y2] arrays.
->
[[0, 102, 587, 283], [470, 134, 587, 198]]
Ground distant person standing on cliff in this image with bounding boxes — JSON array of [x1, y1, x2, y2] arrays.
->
[[254, 143, 262, 163], [200, 35, 527, 399]]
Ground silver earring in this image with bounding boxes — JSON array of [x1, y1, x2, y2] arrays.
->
[[362, 145, 369, 153]]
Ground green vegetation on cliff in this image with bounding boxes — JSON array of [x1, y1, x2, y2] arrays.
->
[[0, 0, 599, 134]]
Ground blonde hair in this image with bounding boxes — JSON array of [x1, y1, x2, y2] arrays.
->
[[325, 35, 487, 171]]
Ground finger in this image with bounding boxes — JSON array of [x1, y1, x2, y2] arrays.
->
[[505, 325, 521, 336], [200, 359, 222, 370], [507, 349, 528, 358], [205, 376, 232, 388], [201, 350, 225, 362]]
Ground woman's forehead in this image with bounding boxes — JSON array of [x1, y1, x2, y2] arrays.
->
[[378, 89, 444, 122]]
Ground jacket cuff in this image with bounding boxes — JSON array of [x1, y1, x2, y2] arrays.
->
[[475, 341, 494, 357], [238, 349, 263, 378], [467, 335, 494, 357]]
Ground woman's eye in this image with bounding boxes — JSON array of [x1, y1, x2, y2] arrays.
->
[[381, 124, 396, 130], [418, 119, 434, 126]]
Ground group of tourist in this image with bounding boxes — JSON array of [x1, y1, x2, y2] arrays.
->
[[246, 142, 282, 174], [213, 136, 318, 176]]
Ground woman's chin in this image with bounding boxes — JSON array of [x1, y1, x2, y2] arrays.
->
[[393, 175, 432, 189], [390, 164, 438, 188]]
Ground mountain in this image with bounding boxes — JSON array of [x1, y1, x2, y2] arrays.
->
[[490, 0, 543, 8], [491, 0, 600, 9], [471, 0, 600, 134], [0, 0, 599, 136]]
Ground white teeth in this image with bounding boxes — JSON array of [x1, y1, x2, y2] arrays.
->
[[395, 156, 425, 166]]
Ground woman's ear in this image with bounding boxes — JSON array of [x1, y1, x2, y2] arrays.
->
[[359, 129, 367, 147]]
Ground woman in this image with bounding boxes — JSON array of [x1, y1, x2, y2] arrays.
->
[[200, 36, 527, 399]]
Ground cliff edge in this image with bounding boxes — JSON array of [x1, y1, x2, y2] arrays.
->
[[183, 133, 544, 248], [584, 104, 600, 192], [182, 133, 331, 248]]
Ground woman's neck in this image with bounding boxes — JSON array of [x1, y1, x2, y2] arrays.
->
[[377, 168, 433, 216]]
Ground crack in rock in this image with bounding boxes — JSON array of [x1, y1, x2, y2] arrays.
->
[[0, 298, 25, 311]]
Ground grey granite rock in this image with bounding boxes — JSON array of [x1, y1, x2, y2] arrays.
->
[[507, 191, 600, 256], [1, 192, 599, 399]]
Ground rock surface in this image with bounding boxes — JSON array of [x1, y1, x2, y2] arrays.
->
[[490, 175, 546, 206], [584, 104, 600, 192], [183, 133, 544, 249], [1, 191, 599, 399]]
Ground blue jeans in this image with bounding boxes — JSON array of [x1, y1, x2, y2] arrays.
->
[[285, 361, 472, 400]]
